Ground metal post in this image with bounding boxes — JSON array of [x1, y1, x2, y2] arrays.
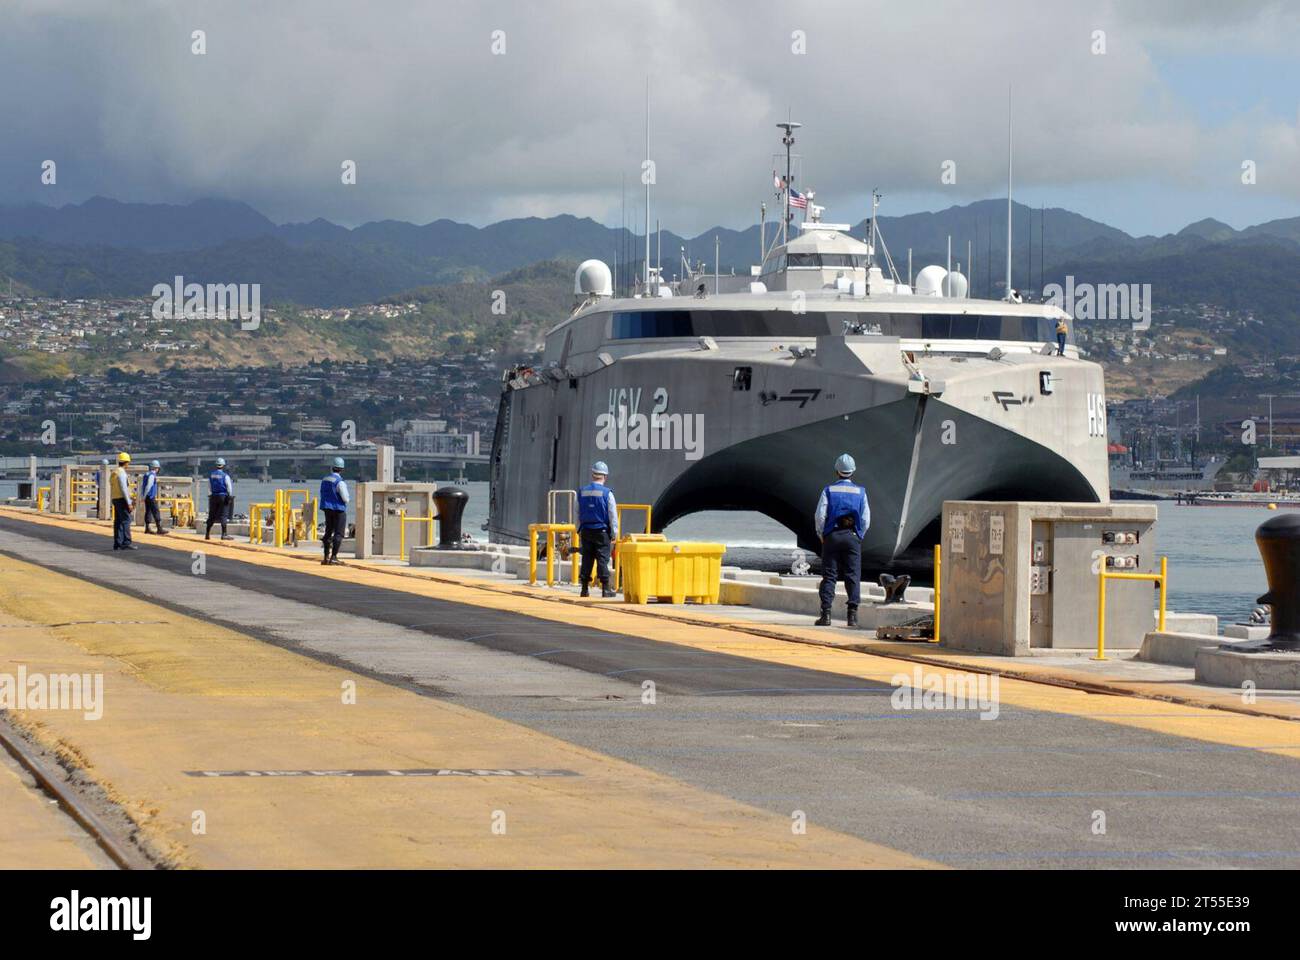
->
[[1158, 555, 1168, 632], [1095, 569, 1107, 661], [933, 544, 942, 644], [1005, 85, 1013, 301]]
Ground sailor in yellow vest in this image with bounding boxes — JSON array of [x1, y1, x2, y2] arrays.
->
[[1055, 316, 1068, 356], [110, 451, 137, 551]]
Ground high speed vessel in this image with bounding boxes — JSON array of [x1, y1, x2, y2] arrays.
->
[[489, 132, 1109, 569]]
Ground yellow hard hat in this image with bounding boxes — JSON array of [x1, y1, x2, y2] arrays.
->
[[117, 451, 131, 463]]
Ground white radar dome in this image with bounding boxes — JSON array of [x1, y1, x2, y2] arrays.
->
[[574, 259, 613, 297], [914, 265, 948, 297], [944, 270, 969, 298]]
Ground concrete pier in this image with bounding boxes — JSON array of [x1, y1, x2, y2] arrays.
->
[[4, 503, 1300, 869]]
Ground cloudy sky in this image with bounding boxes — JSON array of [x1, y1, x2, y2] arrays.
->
[[2, 0, 1298, 236]]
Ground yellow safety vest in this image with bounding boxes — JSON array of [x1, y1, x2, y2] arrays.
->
[[109, 467, 129, 500], [1056, 319, 1068, 335]]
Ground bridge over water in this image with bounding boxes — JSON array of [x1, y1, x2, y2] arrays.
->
[[0, 448, 489, 480]]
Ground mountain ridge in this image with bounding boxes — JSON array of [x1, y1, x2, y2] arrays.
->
[[1, 195, 1298, 307]]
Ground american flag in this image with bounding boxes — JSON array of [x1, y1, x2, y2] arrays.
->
[[788, 187, 808, 210]]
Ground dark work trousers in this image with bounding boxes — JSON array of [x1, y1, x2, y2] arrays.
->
[[1056, 333, 1066, 356], [819, 527, 862, 611], [112, 497, 133, 549], [144, 497, 163, 532], [579, 527, 612, 588], [323, 508, 347, 560], [206, 494, 230, 538]]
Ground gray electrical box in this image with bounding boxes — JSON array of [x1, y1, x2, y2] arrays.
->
[[940, 501, 1159, 655], [355, 482, 438, 558]]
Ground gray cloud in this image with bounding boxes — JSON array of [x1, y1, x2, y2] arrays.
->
[[1, 0, 1296, 233]]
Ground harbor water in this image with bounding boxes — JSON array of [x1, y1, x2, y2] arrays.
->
[[2, 478, 1268, 628]]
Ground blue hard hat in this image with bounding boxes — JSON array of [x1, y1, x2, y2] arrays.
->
[[150, 460, 160, 469], [835, 453, 856, 476], [332, 457, 345, 470], [215, 457, 226, 467], [591, 460, 609, 476]]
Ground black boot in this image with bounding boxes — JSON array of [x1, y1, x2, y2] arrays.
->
[[847, 606, 859, 628], [601, 586, 616, 598], [814, 610, 831, 626], [579, 586, 590, 597]]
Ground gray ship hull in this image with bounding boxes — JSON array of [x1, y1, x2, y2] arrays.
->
[[489, 332, 1108, 570]]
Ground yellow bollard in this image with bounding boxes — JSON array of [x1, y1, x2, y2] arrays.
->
[[526, 522, 577, 586], [1095, 564, 1108, 661], [1095, 557, 1169, 661], [933, 543, 942, 644], [1158, 555, 1168, 632]]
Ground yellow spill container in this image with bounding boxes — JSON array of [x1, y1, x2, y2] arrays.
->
[[619, 540, 726, 605]]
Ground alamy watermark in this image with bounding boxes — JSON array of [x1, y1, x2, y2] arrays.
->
[[0, 667, 103, 720], [595, 411, 704, 461], [890, 666, 1000, 720], [50, 891, 150, 940], [151, 275, 261, 331], [1043, 275, 1152, 331], [595, 388, 703, 461]]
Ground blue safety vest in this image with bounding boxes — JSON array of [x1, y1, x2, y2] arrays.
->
[[209, 469, 231, 496], [141, 472, 159, 500], [821, 480, 868, 537], [320, 473, 347, 511], [578, 482, 613, 531]]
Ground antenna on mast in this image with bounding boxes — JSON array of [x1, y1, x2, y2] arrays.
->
[[776, 120, 801, 247], [644, 77, 651, 291], [1004, 85, 1014, 301]]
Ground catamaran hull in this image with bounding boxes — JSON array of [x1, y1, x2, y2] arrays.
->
[[488, 347, 1106, 569]]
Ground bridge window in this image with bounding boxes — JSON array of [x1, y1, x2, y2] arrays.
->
[[785, 253, 865, 268], [607, 309, 1059, 342]]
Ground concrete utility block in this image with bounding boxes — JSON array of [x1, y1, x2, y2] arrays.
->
[[409, 547, 496, 569], [940, 500, 1160, 656], [1162, 611, 1218, 636], [1195, 644, 1300, 689], [1138, 631, 1245, 667], [717, 579, 929, 626], [727, 570, 780, 584], [1223, 623, 1271, 641]]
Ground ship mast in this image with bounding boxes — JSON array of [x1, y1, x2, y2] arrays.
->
[[644, 77, 651, 291], [1005, 85, 1014, 301], [776, 121, 801, 247]]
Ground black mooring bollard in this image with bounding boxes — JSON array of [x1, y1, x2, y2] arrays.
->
[[1254, 512, 1300, 650], [433, 487, 469, 549]]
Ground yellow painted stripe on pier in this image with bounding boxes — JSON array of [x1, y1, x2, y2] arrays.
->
[[0, 550, 930, 869]]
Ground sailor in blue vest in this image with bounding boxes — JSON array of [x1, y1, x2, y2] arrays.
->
[[141, 460, 166, 535], [320, 457, 349, 566], [814, 454, 870, 627], [205, 457, 234, 541], [577, 461, 619, 598]]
